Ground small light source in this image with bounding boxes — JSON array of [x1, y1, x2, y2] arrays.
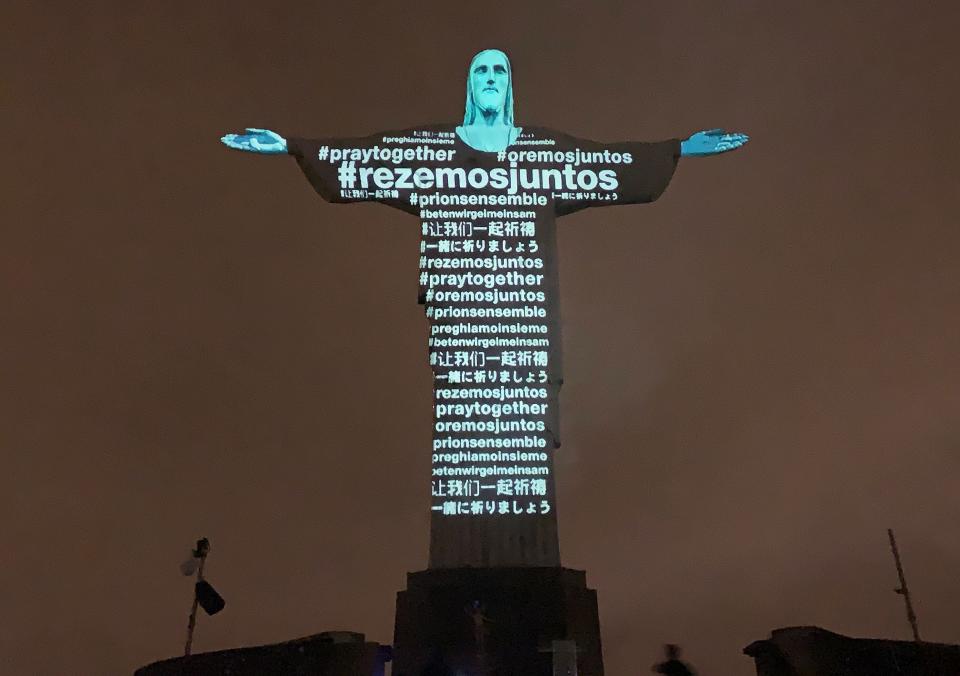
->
[[195, 580, 226, 616]]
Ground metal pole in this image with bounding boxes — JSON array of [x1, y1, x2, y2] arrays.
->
[[887, 528, 921, 643], [184, 538, 210, 657]]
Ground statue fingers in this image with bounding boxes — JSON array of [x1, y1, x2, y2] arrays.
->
[[720, 140, 746, 153], [221, 134, 246, 149]]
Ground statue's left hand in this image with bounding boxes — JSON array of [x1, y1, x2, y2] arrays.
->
[[680, 129, 749, 157], [220, 128, 287, 154]]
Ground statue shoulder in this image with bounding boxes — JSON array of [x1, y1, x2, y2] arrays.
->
[[510, 125, 574, 149]]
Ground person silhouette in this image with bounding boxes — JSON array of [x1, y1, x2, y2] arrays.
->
[[652, 644, 696, 676]]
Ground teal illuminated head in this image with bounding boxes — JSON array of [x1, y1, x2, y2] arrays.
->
[[463, 49, 514, 126]]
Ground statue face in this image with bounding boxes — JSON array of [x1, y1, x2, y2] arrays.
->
[[470, 50, 510, 116]]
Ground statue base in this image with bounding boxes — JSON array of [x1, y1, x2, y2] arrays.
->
[[392, 567, 604, 676]]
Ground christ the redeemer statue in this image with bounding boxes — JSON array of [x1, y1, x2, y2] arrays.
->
[[221, 49, 748, 569]]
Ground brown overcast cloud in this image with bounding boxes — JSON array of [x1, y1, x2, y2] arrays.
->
[[2, 2, 959, 674]]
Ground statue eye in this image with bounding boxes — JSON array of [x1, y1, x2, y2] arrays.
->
[[494, 65, 506, 73]]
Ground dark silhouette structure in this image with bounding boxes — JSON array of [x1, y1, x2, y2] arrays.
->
[[393, 567, 603, 676], [744, 626, 960, 676], [652, 644, 696, 676], [134, 631, 389, 676]]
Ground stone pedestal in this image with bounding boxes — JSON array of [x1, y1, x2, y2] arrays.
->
[[393, 567, 603, 676]]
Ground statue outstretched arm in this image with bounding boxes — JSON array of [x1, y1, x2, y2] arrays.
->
[[680, 129, 749, 157], [223, 126, 418, 214], [220, 128, 287, 154]]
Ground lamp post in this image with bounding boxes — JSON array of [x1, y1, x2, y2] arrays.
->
[[887, 528, 921, 643], [183, 537, 218, 657]]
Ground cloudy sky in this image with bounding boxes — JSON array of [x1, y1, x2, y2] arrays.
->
[[3, 2, 958, 674]]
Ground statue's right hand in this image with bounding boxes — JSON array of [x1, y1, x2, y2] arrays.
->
[[220, 128, 287, 154]]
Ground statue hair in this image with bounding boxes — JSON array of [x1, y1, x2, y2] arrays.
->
[[463, 49, 514, 126]]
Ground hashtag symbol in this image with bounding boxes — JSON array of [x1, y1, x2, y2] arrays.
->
[[426, 306, 434, 318], [420, 272, 428, 285], [497, 150, 506, 161], [425, 288, 434, 301], [410, 192, 419, 205], [317, 145, 329, 160], [337, 161, 357, 189]]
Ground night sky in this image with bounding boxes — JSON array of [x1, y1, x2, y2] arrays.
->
[[4, 3, 959, 674]]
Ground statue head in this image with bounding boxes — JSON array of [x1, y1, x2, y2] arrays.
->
[[463, 49, 514, 126]]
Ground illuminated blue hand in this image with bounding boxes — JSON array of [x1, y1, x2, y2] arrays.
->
[[680, 129, 749, 157], [220, 128, 287, 154]]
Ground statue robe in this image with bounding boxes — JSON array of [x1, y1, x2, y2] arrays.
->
[[288, 125, 679, 568]]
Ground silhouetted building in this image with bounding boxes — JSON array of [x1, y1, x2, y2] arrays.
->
[[744, 626, 960, 676], [134, 630, 390, 676]]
